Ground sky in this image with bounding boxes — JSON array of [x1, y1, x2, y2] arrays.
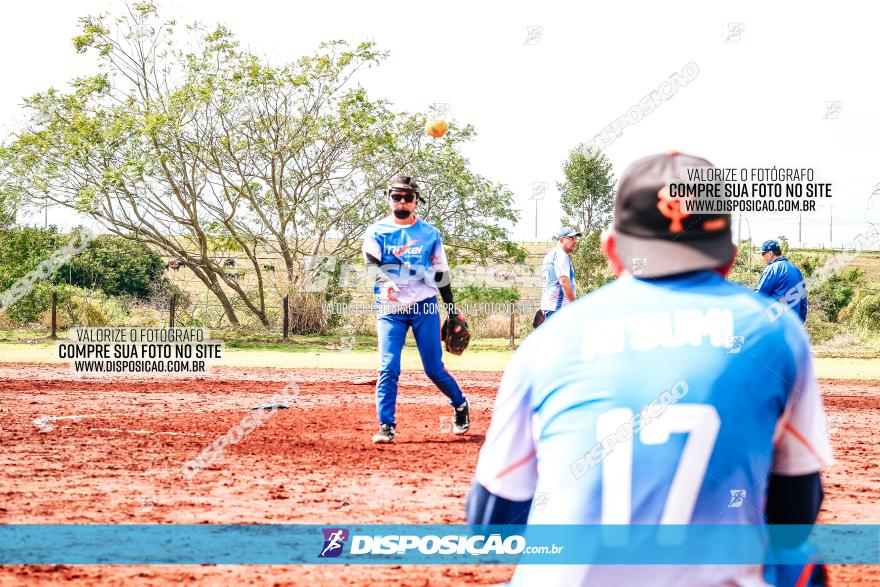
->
[[2, 0, 879, 249]]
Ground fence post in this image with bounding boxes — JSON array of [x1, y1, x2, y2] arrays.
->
[[509, 303, 515, 348], [169, 293, 176, 328], [50, 292, 58, 339], [282, 295, 290, 340]]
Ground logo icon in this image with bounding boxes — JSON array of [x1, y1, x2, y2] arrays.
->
[[438, 415, 454, 433], [339, 336, 355, 353], [631, 257, 649, 276], [657, 186, 691, 233], [725, 23, 745, 43], [429, 102, 451, 120], [534, 492, 550, 511], [725, 335, 744, 354], [319, 528, 349, 558], [530, 182, 548, 200], [301, 255, 337, 292], [33, 416, 55, 433], [826, 413, 844, 435], [338, 495, 354, 512], [823, 101, 843, 119], [139, 494, 156, 513], [524, 26, 544, 45], [728, 489, 747, 508]]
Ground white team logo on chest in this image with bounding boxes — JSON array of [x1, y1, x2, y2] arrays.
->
[[384, 239, 423, 258]]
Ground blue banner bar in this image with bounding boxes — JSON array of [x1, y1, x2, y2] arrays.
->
[[0, 525, 877, 565]]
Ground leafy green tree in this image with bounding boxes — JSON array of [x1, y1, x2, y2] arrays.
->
[[0, 226, 99, 326], [56, 235, 164, 297], [777, 235, 790, 256], [0, 195, 15, 228], [0, 226, 61, 291], [557, 145, 616, 293], [0, 152, 21, 228], [2, 2, 523, 328]]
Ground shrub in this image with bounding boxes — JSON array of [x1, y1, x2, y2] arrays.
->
[[852, 294, 880, 331], [838, 291, 865, 324], [39, 289, 127, 330], [805, 317, 838, 345], [822, 329, 863, 349], [56, 235, 164, 298], [454, 284, 520, 304], [125, 306, 163, 327], [809, 268, 863, 322], [786, 251, 821, 278], [4, 282, 80, 326]]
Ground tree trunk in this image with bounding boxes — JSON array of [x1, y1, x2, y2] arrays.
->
[[191, 267, 241, 326]]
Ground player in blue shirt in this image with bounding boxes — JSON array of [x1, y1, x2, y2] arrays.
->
[[466, 152, 832, 586], [540, 228, 580, 320], [755, 239, 808, 322], [362, 176, 469, 444]]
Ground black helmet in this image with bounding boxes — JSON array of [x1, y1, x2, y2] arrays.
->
[[386, 176, 420, 197]]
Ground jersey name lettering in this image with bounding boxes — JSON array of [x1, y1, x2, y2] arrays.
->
[[581, 308, 734, 361]]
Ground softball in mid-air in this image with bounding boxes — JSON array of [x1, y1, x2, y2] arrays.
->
[[425, 119, 449, 138]]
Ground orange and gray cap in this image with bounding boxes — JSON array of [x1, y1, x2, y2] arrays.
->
[[613, 151, 734, 278]]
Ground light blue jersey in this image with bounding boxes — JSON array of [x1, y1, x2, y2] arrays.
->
[[540, 246, 576, 312], [362, 216, 450, 310], [475, 270, 832, 586]]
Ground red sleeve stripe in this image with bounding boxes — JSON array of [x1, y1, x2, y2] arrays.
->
[[783, 422, 823, 465], [492, 449, 537, 481], [794, 563, 815, 587]]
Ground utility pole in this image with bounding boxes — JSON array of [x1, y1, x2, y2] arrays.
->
[[742, 216, 752, 271], [529, 182, 547, 241], [534, 199, 538, 240], [829, 203, 833, 246]]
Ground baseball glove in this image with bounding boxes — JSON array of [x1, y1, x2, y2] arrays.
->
[[441, 312, 471, 356], [532, 309, 545, 328]]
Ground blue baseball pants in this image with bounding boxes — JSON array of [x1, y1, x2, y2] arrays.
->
[[375, 297, 466, 425]]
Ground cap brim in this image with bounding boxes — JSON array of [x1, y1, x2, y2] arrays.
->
[[615, 231, 735, 278]]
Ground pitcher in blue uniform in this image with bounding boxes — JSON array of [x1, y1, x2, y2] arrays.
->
[[362, 176, 469, 444]]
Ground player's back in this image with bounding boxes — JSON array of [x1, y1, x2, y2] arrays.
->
[[496, 270, 815, 586]]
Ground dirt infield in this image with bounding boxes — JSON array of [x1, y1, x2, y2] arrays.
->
[[0, 363, 877, 586]]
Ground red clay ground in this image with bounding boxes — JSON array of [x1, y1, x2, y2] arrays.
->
[[0, 363, 877, 586]]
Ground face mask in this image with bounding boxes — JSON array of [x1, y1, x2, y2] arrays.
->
[[393, 209, 412, 219]]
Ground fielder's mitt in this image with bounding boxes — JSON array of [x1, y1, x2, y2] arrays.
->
[[441, 312, 471, 356], [532, 309, 545, 328]]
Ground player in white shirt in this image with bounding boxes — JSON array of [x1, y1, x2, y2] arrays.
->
[[539, 228, 581, 320]]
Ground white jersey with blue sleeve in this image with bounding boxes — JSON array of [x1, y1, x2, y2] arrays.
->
[[540, 246, 576, 312], [362, 216, 450, 310], [475, 270, 833, 587]]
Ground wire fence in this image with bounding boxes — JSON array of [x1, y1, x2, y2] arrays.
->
[[22, 285, 545, 346]]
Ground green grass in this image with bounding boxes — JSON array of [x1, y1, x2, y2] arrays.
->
[[3, 341, 879, 379]]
